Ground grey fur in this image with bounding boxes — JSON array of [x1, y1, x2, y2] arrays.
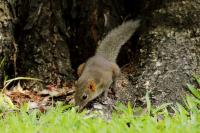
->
[[96, 20, 140, 62]]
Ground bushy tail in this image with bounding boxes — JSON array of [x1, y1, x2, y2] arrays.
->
[[96, 19, 140, 62]]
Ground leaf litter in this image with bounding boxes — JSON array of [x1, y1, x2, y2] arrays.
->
[[1, 81, 75, 113]]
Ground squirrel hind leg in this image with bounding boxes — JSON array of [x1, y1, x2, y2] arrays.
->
[[102, 80, 117, 99], [111, 63, 121, 97], [102, 82, 113, 100], [77, 63, 85, 77], [103, 89, 109, 98], [111, 63, 121, 79]]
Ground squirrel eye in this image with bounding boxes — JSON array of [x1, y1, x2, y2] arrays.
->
[[82, 94, 88, 100]]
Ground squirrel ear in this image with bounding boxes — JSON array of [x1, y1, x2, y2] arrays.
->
[[77, 63, 85, 77], [88, 80, 96, 92]]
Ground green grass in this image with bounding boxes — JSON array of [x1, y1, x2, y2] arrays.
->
[[0, 100, 199, 133], [0, 76, 199, 133]]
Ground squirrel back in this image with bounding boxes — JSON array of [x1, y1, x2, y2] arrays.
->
[[96, 19, 140, 62]]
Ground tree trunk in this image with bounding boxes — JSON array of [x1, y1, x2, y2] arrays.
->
[[0, 0, 16, 88], [15, 0, 74, 89]]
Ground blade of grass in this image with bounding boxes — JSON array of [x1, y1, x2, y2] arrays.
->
[[145, 91, 151, 115], [176, 103, 188, 116], [2, 77, 43, 92], [0, 57, 5, 68], [152, 103, 172, 115], [187, 84, 200, 99], [193, 75, 200, 85]]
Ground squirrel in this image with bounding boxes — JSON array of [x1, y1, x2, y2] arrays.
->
[[74, 19, 140, 110]]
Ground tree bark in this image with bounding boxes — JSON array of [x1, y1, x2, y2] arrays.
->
[[15, 0, 74, 89], [0, 0, 16, 88]]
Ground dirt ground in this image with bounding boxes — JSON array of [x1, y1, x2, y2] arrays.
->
[[116, 0, 200, 107]]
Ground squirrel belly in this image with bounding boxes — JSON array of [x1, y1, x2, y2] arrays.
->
[[75, 19, 140, 110]]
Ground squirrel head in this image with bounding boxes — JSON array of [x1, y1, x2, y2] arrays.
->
[[74, 78, 104, 110]]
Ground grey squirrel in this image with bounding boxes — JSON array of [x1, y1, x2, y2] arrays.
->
[[74, 19, 140, 110]]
